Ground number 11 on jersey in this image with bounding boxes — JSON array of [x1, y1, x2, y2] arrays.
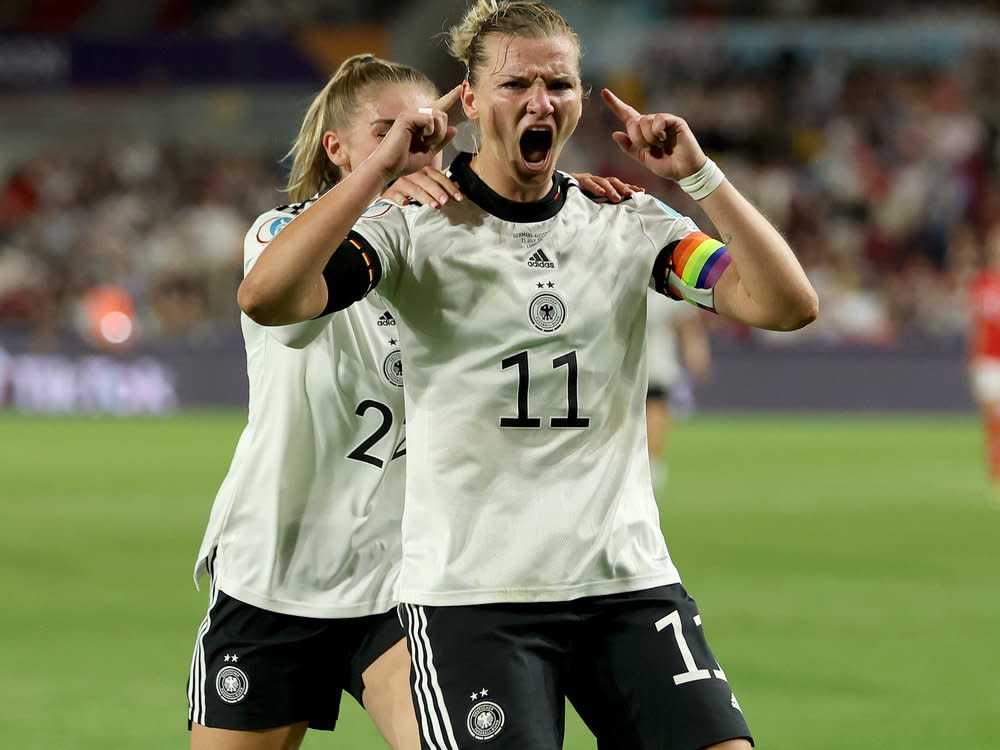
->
[[499, 349, 590, 429]]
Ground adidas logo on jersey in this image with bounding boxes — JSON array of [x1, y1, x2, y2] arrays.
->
[[526, 249, 555, 269], [377, 311, 396, 326]]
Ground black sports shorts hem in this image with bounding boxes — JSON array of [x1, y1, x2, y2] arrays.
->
[[186, 587, 404, 733]]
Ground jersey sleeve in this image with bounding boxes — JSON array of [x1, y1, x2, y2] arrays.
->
[[244, 208, 295, 275], [631, 193, 732, 313], [243, 203, 337, 349], [347, 199, 410, 302]]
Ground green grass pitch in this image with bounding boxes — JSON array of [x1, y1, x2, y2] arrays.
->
[[2, 411, 997, 749]]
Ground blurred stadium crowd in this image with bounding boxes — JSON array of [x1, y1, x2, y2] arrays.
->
[[0, 0, 997, 34], [2, 0, 990, 34], [1, 1, 999, 351], [568, 42, 999, 346], [0, 141, 277, 348]]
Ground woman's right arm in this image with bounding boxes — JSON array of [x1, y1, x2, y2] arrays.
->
[[237, 163, 387, 325], [238, 90, 458, 325]]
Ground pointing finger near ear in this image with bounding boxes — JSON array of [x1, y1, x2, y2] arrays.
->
[[601, 88, 641, 124], [433, 84, 463, 114], [416, 85, 461, 141]]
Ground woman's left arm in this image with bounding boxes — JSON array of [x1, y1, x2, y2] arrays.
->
[[602, 87, 818, 331]]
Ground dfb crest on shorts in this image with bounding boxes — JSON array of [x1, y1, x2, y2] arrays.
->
[[528, 292, 566, 333], [382, 350, 404, 388], [215, 665, 249, 704], [466, 700, 505, 741]]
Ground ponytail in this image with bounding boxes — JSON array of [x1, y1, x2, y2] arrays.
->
[[284, 54, 437, 201]]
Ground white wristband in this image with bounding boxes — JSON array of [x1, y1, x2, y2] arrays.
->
[[677, 158, 725, 201]]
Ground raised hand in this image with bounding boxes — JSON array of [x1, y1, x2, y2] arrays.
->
[[601, 88, 707, 182], [372, 85, 461, 183]]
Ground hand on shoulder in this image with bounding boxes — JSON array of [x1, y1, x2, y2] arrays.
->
[[382, 165, 463, 209], [570, 172, 644, 203]]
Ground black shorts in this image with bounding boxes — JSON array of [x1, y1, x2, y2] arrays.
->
[[187, 584, 405, 731], [647, 385, 671, 401], [400, 584, 751, 750]]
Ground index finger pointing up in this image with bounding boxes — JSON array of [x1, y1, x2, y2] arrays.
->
[[433, 84, 463, 113], [601, 88, 641, 123]]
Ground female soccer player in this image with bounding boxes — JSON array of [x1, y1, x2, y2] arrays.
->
[[238, 2, 818, 748], [968, 223, 1000, 494], [185, 54, 439, 750], [186, 51, 637, 750]]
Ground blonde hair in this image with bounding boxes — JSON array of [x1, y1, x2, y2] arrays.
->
[[447, 0, 580, 85], [284, 53, 437, 202]]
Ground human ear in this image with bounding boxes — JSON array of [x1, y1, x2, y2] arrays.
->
[[322, 131, 349, 168], [460, 80, 478, 121]]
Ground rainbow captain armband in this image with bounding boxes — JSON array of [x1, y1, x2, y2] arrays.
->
[[651, 232, 732, 312]]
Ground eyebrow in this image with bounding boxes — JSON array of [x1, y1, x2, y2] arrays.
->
[[498, 73, 577, 83], [370, 118, 395, 127]]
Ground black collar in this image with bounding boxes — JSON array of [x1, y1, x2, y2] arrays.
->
[[448, 152, 570, 223]]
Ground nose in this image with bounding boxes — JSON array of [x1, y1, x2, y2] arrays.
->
[[526, 82, 553, 115]]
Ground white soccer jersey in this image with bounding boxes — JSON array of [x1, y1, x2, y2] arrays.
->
[[350, 152, 708, 606], [194, 200, 407, 618]]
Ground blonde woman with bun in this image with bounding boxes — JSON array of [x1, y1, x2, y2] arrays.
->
[[238, 0, 819, 742], [237, 0, 819, 742]]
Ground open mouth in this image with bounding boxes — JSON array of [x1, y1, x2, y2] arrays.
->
[[519, 127, 553, 166]]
